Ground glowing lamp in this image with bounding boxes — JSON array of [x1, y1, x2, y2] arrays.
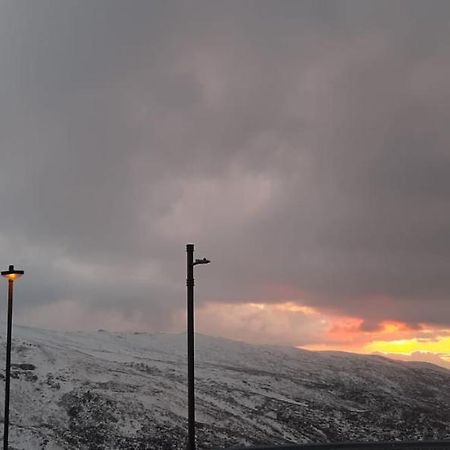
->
[[1, 265, 24, 281]]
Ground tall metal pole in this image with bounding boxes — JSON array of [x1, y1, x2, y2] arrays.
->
[[1, 265, 23, 450], [3, 279, 13, 450], [186, 244, 195, 450]]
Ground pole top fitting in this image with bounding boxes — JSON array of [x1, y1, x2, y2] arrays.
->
[[193, 258, 210, 266], [1, 265, 24, 281]]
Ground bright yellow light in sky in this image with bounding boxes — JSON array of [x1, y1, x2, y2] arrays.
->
[[365, 336, 450, 361]]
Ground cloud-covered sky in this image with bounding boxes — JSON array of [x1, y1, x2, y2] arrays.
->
[[1, 0, 450, 364]]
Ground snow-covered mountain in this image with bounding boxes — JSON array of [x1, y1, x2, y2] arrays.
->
[[0, 324, 448, 449]]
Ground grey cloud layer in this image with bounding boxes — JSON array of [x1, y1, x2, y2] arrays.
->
[[0, 0, 449, 335]]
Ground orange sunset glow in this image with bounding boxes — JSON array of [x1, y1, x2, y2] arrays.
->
[[196, 301, 450, 369], [303, 313, 450, 368]]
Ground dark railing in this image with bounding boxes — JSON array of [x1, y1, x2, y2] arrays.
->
[[215, 441, 450, 450]]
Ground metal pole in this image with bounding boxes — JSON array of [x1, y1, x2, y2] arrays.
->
[[186, 244, 195, 450], [3, 279, 13, 450]]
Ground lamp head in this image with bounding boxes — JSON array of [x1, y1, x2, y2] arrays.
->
[[1, 265, 24, 281], [193, 258, 210, 266]]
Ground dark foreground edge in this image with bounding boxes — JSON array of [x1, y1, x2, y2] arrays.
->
[[215, 441, 450, 450]]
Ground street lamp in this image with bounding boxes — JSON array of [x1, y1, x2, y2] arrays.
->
[[1, 265, 24, 450], [186, 244, 210, 450]]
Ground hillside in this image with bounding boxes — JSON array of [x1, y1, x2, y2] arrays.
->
[[0, 325, 448, 449]]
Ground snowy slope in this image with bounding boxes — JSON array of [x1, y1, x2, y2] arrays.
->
[[0, 325, 448, 449]]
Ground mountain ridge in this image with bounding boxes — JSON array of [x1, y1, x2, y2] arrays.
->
[[0, 324, 448, 449]]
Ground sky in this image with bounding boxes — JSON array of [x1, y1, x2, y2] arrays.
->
[[0, 0, 449, 368]]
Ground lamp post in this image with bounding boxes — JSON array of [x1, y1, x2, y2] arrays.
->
[[186, 244, 210, 450], [1, 265, 24, 450]]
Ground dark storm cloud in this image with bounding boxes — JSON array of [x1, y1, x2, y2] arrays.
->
[[0, 0, 450, 334]]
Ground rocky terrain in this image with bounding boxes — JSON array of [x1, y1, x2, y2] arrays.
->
[[0, 325, 448, 449]]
